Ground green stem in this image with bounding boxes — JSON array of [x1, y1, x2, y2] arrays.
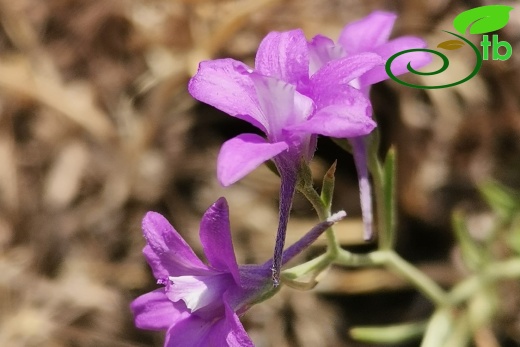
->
[[368, 145, 388, 249], [335, 249, 387, 267], [281, 252, 338, 290], [336, 249, 449, 306], [383, 148, 397, 248], [383, 251, 449, 306], [449, 258, 520, 305], [298, 184, 340, 255]]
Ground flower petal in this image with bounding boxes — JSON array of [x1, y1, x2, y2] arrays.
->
[[210, 299, 254, 347], [164, 297, 253, 347], [142, 212, 210, 277], [338, 11, 397, 54], [165, 294, 254, 347], [289, 105, 376, 138], [248, 73, 314, 138], [217, 133, 288, 186], [287, 87, 376, 138], [166, 273, 234, 312], [131, 289, 188, 331], [143, 244, 169, 279], [199, 198, 240, 283], [308, 34, 344, 75], [188, 59, 267, 132], [310, 53, 384, 99], [361, 36, 432, 86], [255, 29, 310, 89], [164, 315, 211, 347]]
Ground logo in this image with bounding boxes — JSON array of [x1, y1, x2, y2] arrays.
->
[[386, 5, 514, 89]]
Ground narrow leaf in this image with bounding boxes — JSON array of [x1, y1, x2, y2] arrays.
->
[[478, 180, 520, 221], [350, 321, 427, 344], [453, 5, 513, 35], [452, 210, 486, 270], [437, 40, 465, 50], [382, 147, 397, 249], [320, 160, 337, 210], [421, 308, 454, 347], [506, 214, 520, 255], [443, 312, 472, 347]]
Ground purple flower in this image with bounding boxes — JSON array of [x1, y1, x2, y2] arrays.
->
[[131, 197, 345, 346], [308, 11, 431, 95], [306, 11, 432, 241], [189, 30, 382, 283]]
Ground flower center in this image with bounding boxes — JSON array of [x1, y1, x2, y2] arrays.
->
[[165, 274, 233, 312]]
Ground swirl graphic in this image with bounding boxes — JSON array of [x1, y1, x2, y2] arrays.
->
[[385, 31, 483, 89]]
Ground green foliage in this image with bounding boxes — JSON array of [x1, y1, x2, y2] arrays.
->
[[382, 147, 397, 249], [290, 107, 520, 347], [421, 308, 456, 347], [320, 160, 336, 210], [452, 210, 487, 270], [479, 180, 520, 221], [350, 321, 427, 344]]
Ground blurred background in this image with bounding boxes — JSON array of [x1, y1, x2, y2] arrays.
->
[[0, 0, 519, 346]]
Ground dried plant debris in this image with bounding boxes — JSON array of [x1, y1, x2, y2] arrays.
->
[[0, 0, 518, 346]]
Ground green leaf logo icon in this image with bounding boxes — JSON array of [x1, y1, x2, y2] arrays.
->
[[453, 5, 513, 35]]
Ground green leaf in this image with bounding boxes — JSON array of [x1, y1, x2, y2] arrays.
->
[[382, 147, 397, 249], [437, 40, 465, 50], [452, 210, 487, 270], [453, 5, 513, 35], [506, 214, 520, 255], [443, 312, 471, 347], [320, 160, 336, 210], [467, 289, 497, 331], [421, 308, 454, 347], [478, 180, 520, 221], [350, 321, 427, 344]]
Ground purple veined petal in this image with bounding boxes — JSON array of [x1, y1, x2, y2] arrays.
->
[[249, 73, 294, 137], [249, 73, 314, 138], [217, 133, 289, 186], [209, 298, 254, 347], [143, 244, 169, 279], [288, 102, 376, 138], [199, 198, 240, 283], [308, 34, 345, 75], [188, 59, 268, 132], [255, 29, 310, 89], [360, 36, 432, 86], [166, 273, 234, 312], [164, 315, 212, 347], [310, 53, 384, 99], [164, 295, 254, 347], [292, 88, 315, 126], [338, 11, 397, 54], [131, 289, 188, 331], [308, 77, 373, 114], [288, 85, 376, 138], [142, 212, 210, 277]]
